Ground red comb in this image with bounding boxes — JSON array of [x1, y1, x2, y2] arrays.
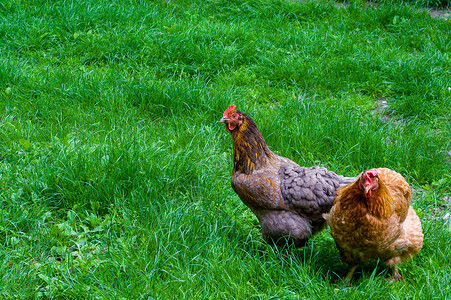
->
[[223, 104, 236, 118], [364, 169, 378, 185]]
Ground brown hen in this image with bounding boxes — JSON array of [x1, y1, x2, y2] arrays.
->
[[324, 168, 423, 284], [220, 105, 355, 247]]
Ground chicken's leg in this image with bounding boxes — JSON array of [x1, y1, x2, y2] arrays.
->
[[343, 265, 358, 286], [390, 265, 404, 282], [386, 258, 404, 282]]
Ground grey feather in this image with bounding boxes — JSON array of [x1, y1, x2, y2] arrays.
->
[[279, 165, 356, 215]]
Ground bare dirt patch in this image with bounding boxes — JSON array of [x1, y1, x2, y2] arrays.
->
[[429, 9, 451, 19]]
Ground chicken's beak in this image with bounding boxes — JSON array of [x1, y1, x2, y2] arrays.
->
[[220, 117, 230, 131], [363, 186, 371, 198]]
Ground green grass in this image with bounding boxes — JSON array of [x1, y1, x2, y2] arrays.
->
[[1, 0, 450, 298]]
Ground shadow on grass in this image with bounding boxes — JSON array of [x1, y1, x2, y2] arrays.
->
[[233, 224, 397, 286]]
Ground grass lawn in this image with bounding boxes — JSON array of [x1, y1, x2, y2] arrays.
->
[[1, 0, 450, 298]]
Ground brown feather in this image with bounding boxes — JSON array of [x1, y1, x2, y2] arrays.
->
[[230, 111, 275, 174]]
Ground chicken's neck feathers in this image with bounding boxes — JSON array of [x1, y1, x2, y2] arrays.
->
[[231, 115, 275, 174], [341, 180, 395, 219], [366, 180, 396, 218]]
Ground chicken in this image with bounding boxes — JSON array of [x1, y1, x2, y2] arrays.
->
[[324, 168, 423, 284], [220, 104, 355, 247]]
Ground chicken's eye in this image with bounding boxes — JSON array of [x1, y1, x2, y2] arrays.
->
[[232, 114, 237, 119]]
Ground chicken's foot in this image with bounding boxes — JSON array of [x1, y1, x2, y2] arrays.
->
[[389, 265, 404, 282]]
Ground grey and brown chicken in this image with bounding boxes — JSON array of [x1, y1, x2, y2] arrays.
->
[[220, 104, 355, 247]]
